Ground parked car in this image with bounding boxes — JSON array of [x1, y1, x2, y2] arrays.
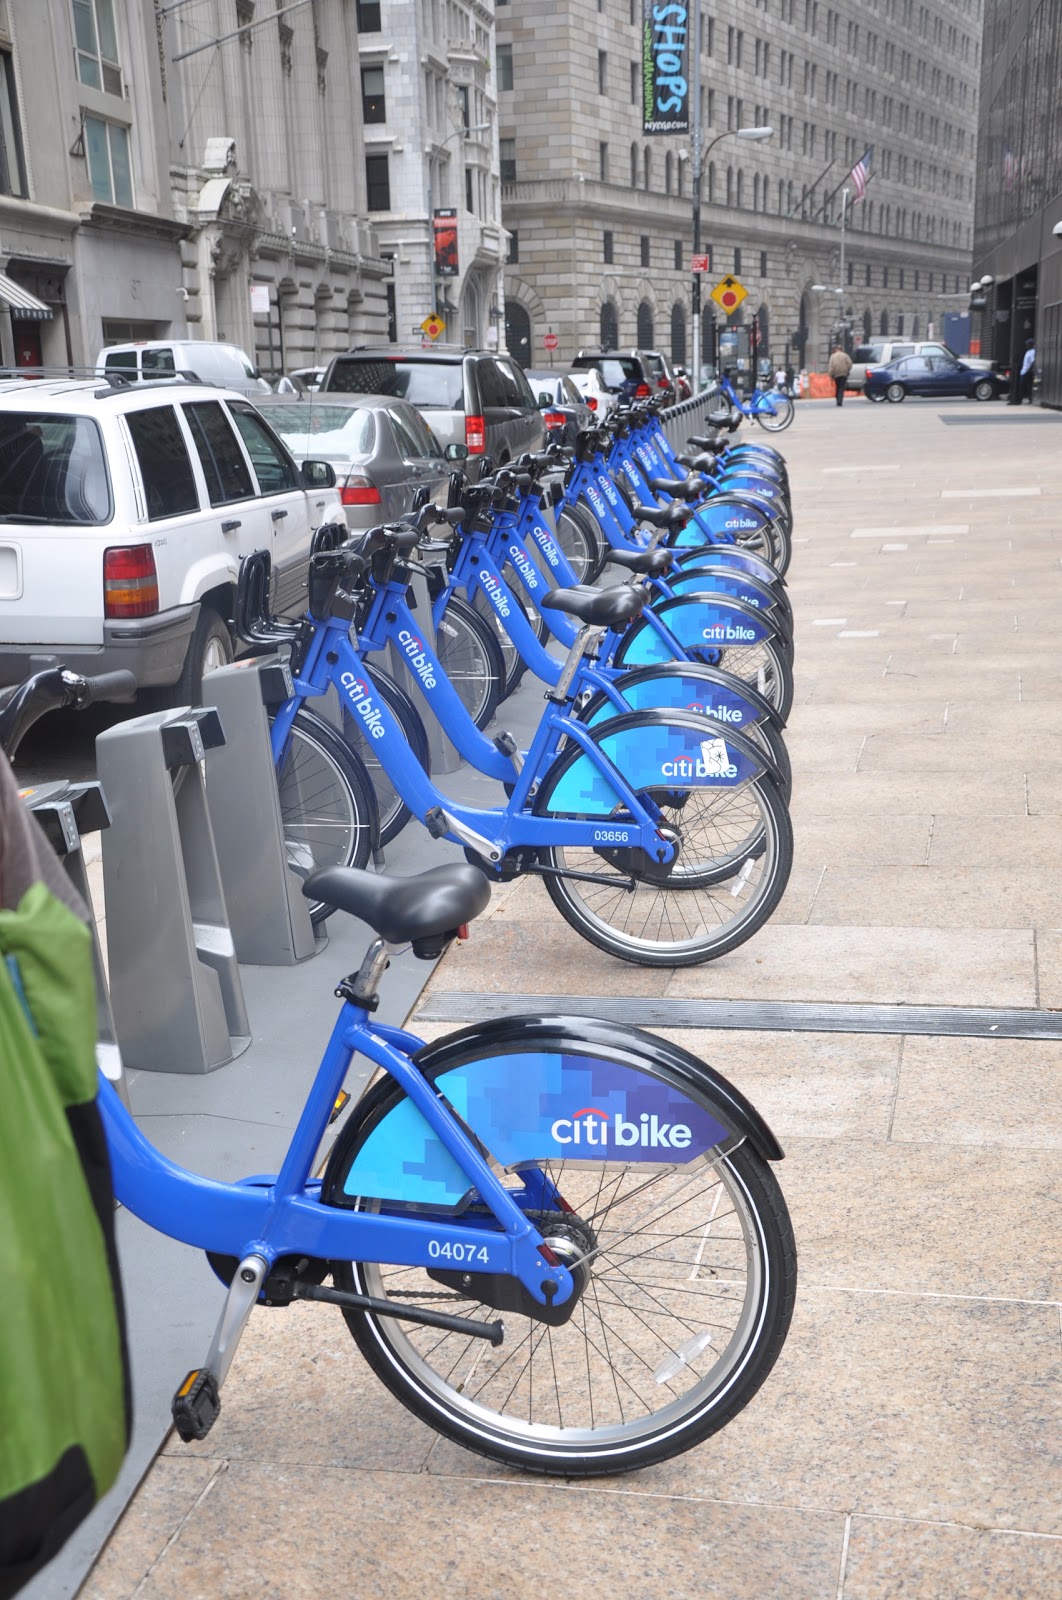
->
[[96, 340, 271, 396], [255, 393, 464, 530], [320, 346, 544, 475], [639, 349, 678, 405], [0, 376, 342, 701], [863, 353, 1006, 403], [566, 364, 620, 420], [276, 367, 326, 395], [851, 340, 997, 394], [524, 370, 594, 446], [571, 350, 655, 403]]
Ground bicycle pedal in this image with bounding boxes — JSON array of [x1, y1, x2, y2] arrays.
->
[[172, 1369, 221, 1442]]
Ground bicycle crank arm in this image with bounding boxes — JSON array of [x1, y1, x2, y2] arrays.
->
[[423, 805, 503, 864], [296, 1282, 504, 1344]]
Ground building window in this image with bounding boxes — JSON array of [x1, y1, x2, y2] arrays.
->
[[457, 84, 470, 127], [365, 151, 391, 210], [630, 60, 638, 104], [847, 260, 853, 284], [499, 138, 516, 182], [641, 235, 650, 268], [603, 229, 614, 264], [760, 250, 767, 277], [866, 263, 872, 286], [599, 140, 609, 181], [464, 166, 474, 213], [85, 115, 133, 207], [0, 51, 28, 198], [598, 49, 607, 94], [630, 143, 638, 186], [507, 230, 519, 263], [72, 0, 122, 95], [361, 66, 385, 123], [899, 268, 905, 289], [636, 300, 653, 345], [674, 239, 683, 270], [355, 0, 381, 29], [882, 266, 889, 287], [497, 43, 513, 91]]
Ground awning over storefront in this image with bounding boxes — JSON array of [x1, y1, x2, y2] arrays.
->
[[0, 273, 53, 320]]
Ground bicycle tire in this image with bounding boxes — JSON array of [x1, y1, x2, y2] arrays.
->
[[755, 397, 795, 432], [434, 593, 505, 729], [270, 709, 378, 926], [556, 500, 607, 583], [325, 1019, 797, 1475], [535, 717, 793, 967], [340, 666, 431, 848]]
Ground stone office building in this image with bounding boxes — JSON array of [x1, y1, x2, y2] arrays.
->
[[498, 0, 983, 376]]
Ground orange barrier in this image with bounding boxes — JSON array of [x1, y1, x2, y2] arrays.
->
[[807, 372, 835, 399]]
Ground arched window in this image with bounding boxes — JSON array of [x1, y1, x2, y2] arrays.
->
[[504, 302, 532, 369], [896, 312, 904, 335], [665, 152, 673, 195], [637, 300, 654, 346], [630, 143, 638, 186], [879, 309, 889, 335], [726, 166, 734, 205], [911, 315, 920, 338], [600, 299, 619, 348], [762, 173, 769, 211], [671, 302, 686, 366], [753, 174, 760, 211], [863, 308, 872, 340], [777, 178, 785, 212], [787, 180, 794, 212], [737, 169, 745, 207], [643, 147, 651, 189], [708, 162, 716, 202]]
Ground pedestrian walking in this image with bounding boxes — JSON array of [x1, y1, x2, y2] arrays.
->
[[827, 344, 853, 406], [1020, 339, 1035, 403], [785, 363, 795, 398], [774, 365, 787, 394]]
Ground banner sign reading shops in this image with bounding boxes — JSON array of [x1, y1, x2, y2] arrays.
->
[[642, 2, 689, 134]]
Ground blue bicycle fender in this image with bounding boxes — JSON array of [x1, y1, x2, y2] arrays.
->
[[675, 498, 776, 546], [536, 708, 767, 816], [584, 667, 775, 738], [617, 596, 776, 667]]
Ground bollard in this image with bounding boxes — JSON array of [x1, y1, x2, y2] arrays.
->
[[20, 779, 130, 1107], [204, 657, 317, 965], [97, 707, 251, 1074]]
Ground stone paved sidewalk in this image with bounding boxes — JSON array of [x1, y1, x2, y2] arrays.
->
[[80, 397, 1062, 1600]]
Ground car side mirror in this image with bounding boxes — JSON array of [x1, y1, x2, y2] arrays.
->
[[302, 459, 337, 488], [537, 392, 552, 406], [444, 442, 469, 460]]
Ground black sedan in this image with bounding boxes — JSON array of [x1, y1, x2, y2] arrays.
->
[[864, 353, 1006, 403]]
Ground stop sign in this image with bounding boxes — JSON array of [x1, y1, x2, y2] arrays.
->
[[544, 332, 559, 350]]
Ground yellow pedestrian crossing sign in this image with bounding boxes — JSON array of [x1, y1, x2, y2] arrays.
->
[[421, 314, 446, 340], [710, 276, 748, 315]]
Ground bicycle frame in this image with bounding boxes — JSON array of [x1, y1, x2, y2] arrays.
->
[[97, 1006, 574, 1304]]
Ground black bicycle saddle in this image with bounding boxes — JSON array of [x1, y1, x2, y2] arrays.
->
[[303, 863, 491, 945], [605, 546, 674, 578], [540, 583, 646, 627]]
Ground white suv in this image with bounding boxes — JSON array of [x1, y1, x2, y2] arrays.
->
[[0, 377, 342, 701]]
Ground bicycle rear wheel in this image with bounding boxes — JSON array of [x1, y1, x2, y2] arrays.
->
[[556, 500, 606, 583], [755, 397, 795, 432], [434, 594, 505, 729], [325, 1021, 796, 1476], [271, 709, 378, 925]]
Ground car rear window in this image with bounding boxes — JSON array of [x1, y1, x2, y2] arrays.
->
[[325, 358, 465, 410], [598, 358, 639, 388], [263, 403, 376, 460], [853, 347, 879, 363], [0, 412, 112, 525]]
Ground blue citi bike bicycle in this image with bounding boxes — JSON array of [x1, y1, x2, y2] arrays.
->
[[2, 667, 797, 1477], [244, 524, 794, 967], [715, 372, 796, 433]]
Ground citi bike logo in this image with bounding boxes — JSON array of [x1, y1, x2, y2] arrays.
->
[[396, 629, 437, 689], [535, 531, 561, 567], [507, 543, 541, 589], [725, 517, 758, 531], [702, 622, 757, 642], [599, 476, 620, 507], [340, 672, 385, 739], [661, 736, 737, 780], [585, 483, 608, 518], [687, 700, 745, 725], [478, 569, 511, 618], [550, 1106, 692, 1150]]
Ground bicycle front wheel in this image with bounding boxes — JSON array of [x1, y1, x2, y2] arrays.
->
[[755, 396, 795, 432], [556, 500, 606, 583], [326, 1022, 796, 1476], [434, 594, 505, 729], [271, 709, 378, 924]]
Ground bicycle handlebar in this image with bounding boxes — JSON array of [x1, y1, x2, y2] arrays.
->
[[0, 666, 140, 760]]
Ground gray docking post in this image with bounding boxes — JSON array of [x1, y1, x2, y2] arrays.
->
[[96, 707, 250, 1075], [201, 656, 317, 965]]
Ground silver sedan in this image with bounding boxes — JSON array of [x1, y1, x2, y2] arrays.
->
[[255, 393, 462, 530]]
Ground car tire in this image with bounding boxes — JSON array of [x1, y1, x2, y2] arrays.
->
[[973, 379, 995, 402], [885, 383, 906, 404], [164, 605, 234, 709], [865, 389, 885, 403]]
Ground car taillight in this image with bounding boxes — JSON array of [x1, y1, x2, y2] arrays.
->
[[543, 411, 566, 430], [586, 397, 598, 411], [635, 383, 651, 397], [341, 474, 382, 506], [465, 414, 485, 453], [656, 377, 669, 389], [104, 545, 159, 619]]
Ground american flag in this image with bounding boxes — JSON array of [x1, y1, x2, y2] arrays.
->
[[849, 147, 873, 203]]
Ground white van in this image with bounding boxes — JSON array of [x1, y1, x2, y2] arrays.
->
[[96, 340, 271, 396]]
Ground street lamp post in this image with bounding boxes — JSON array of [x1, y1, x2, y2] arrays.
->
[[690, 124, 773, 391], [426, 122, 490, 323]]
